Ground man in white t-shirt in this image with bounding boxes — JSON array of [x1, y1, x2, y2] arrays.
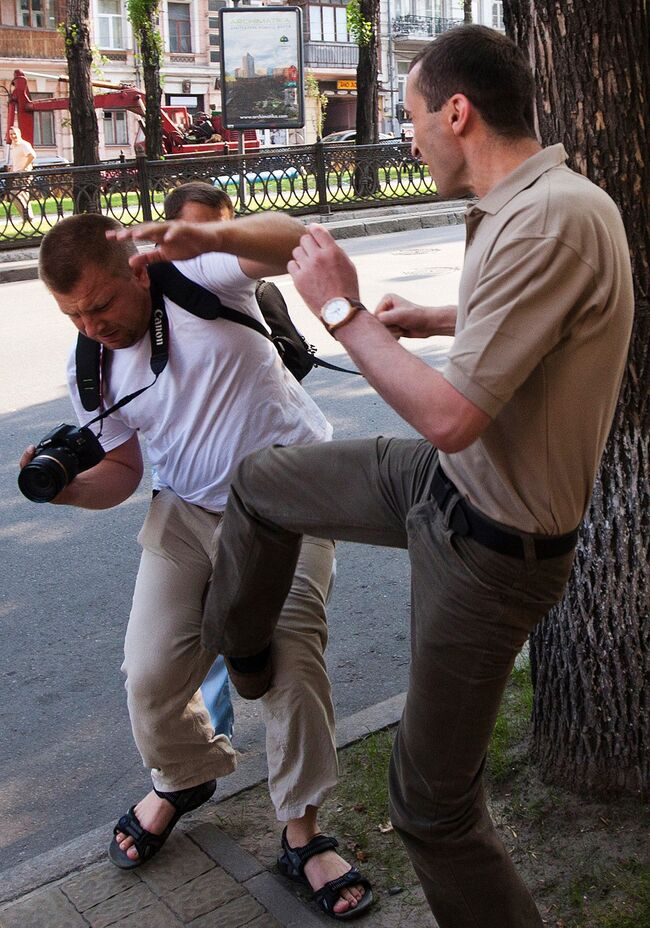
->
[[20, 212, 372, 920], [9, 125, 35, 220]]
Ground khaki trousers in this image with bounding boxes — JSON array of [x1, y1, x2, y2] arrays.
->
[[202, 438, 576, 928], [123, 488, 337, 820]]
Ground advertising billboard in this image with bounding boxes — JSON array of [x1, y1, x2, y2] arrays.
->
[[219, 7, 304, 130]]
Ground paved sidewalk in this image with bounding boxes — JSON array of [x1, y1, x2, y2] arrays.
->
[[0, 199, 469, 284], [0, 695, 406, 928]]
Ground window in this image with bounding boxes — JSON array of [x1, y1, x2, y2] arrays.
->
[[397, 60, 409, 111], [168, 2, 192, 52], [492, 1, 504, 30], [98, 0, 125, 49], [208, 16, 219, 28], [322, 6, 335, 41], [103, 110, 128, 145], [308, 5, 351, 42], [335, 7, 348, 40], [210, 51, 220, 63], [209, 33, 220, 45], [34, 112, 55, 146], [208, 0, 226, 9], [31, 94, 56, 146], [17, 0, 56, 29]]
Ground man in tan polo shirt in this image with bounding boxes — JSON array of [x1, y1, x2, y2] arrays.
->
[[120, 24, 633, 928]]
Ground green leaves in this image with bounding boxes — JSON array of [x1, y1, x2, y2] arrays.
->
[[346, 0, 373, 46]]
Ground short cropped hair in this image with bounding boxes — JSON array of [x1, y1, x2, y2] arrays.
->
[[39, 214, 136, 294], [164, 182, 235, 220], [410, 24, 535, 139]]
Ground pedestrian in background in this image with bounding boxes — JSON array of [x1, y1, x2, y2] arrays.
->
[[8, 125, 35, 222]]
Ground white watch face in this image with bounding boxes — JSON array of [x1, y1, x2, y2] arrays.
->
[[322, 298, 352, 325]]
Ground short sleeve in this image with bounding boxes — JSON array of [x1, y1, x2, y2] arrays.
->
[[441, 235, 598, 418]]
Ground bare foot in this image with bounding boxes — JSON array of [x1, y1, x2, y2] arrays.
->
[[114, 790, 176, 861], [285, 824, 366, 915]]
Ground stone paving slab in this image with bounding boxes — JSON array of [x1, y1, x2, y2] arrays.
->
[[0, 885, 89, 928], [0, 822, 333, 928]]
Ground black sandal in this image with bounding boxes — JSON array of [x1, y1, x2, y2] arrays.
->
[[277, 827, 374, 921], [108, 779, 217, 870]]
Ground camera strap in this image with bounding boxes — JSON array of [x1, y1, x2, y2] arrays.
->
[[83, 284, 170, 428]]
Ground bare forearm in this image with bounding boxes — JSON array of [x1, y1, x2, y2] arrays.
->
[[429, 305, 457, 337], [335, 310, 488, 452], [51, 459, 142, 509], [219, 213, 304, 272], [114, 214, 305, 276], [375, 296, 457, 338]]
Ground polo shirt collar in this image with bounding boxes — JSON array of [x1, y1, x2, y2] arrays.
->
[[468, 144, 568, 218]]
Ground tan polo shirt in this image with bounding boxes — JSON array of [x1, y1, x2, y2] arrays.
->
[[439, 144, 634, 534]]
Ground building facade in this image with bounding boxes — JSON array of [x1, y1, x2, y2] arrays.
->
[[0, 0, 503, 163]]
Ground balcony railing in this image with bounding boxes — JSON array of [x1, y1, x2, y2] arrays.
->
[[304, 42, 359, 69], [391, 15, 461, 39]]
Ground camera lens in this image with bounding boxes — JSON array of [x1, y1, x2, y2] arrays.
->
[[18, 448, 78, 503]]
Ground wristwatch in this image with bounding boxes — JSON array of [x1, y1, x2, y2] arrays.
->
[[320, 297, 366, 334]]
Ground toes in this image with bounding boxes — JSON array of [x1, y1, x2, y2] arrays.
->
[[333, 896, 352, 913]]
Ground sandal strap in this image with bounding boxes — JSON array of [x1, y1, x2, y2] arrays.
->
[[313, 868, 372, 912], [153, 779, 216, 814], [113, 805, 170, 862], [280, 827, 339, 876]]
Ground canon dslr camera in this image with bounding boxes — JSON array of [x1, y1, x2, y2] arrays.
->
[[18, 423, 105, 503]]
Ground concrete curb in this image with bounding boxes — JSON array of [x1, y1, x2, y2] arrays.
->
[[0, 691, 406, 906]]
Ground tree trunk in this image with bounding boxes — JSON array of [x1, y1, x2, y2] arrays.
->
[[138, 5, 163, 161], [503, 0, 649, 797], [354, 0, 379, 193], [64, 0, 99, 167], [464, 1, 473, 23], [355, 0, 379, 145]]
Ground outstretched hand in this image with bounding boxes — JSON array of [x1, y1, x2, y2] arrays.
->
[[288, 224, 360, 317], [107, 220, 228, 271]]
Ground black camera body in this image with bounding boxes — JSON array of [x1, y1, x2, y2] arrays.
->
[[18, 423, 105, 503]]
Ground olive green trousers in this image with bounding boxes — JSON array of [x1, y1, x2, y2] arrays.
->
[[202, 437, 575, 928]]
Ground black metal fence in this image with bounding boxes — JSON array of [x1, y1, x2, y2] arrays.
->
[[0, 141, 437, 248]]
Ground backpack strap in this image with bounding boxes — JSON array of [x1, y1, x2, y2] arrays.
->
[[75, 334, 102, 412], [147, 261, 270, 338]]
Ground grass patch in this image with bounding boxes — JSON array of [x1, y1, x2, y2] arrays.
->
[[213, 660, 648, 925], [561, 859, 650, 927], [320, 728, 414, 893], [486, 661, 534, 783]]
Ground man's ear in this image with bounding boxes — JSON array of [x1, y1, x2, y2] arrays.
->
[[132, 261, 150, 290], [447, 94, 472, 136]]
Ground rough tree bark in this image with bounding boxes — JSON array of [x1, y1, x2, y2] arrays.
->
[[127, 0, 163, 160], [504, 0, 649, 797], [63, 0, 99, 166], [464, 1, 473, 23]]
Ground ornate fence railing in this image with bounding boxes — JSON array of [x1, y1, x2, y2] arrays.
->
[[0, 141, 438, 247]]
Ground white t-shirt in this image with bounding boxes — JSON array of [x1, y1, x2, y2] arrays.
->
[[11, 139, 35, 173], [67, 252, 332, 511]]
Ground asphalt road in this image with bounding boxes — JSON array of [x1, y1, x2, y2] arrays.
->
[[0, 224, 465, 871]]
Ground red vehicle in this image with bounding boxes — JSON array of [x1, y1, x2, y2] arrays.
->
[[5, 70, 259, 158]]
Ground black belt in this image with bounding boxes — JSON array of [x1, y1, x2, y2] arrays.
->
[[430, 465, 578, 560]]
